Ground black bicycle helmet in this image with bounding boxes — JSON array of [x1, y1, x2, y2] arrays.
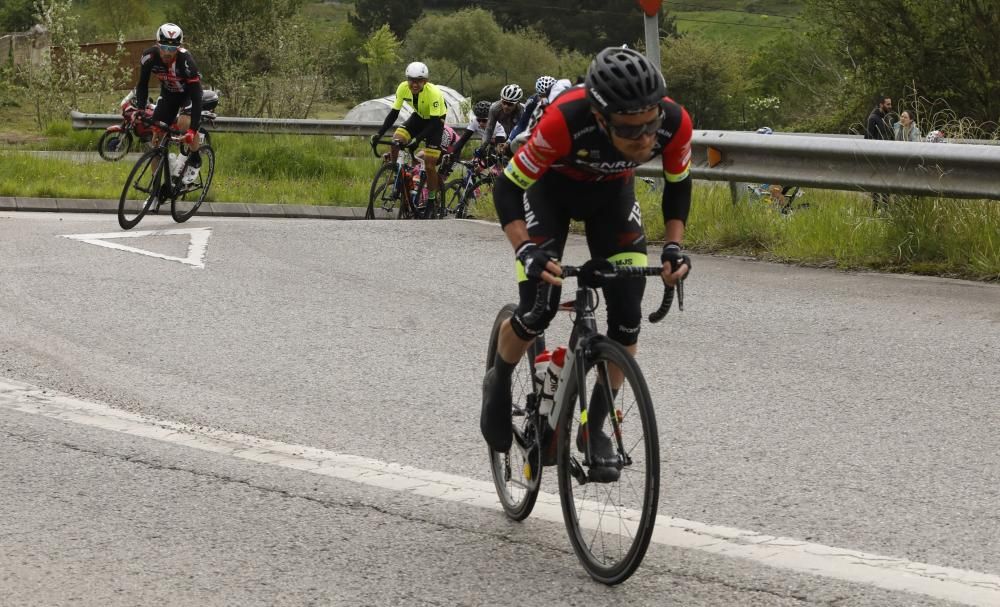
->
[[473, 100, 491, 120], [585, 47, 666, 115]]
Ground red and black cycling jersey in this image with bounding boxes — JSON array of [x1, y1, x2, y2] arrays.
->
[[135, 46, 204, 131], [504, 85, 692, 187], [136, 47, 201, 101]]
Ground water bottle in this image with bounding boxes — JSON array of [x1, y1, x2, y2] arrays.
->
[[168, 153, 182, 178], [546, 346, 567, 404], [534, 349, 555, 416], [173, 153, 188, 179]]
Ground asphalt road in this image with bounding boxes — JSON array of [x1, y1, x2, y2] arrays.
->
[[1, 211, 998, 606]]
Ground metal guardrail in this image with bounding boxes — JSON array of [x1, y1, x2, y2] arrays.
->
[[71, 112, 1000, 200]]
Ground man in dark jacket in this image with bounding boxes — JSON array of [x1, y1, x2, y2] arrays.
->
[[865, 95, 893, 210], [866, 95, 893, 140]]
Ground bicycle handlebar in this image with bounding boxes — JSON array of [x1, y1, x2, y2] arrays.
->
[[370, 137, 419, 158], [137, 115, 186, 137], [521, 260, 684, 328]]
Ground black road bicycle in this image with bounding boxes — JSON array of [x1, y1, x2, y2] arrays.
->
[[441, 147, 503, 219], [486, 259, 684, 585], [366, 138, 436, 220], [117, 118, 215, 230]]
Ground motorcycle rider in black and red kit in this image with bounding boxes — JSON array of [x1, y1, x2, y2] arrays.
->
[[481, 47, 694, 481], [134, 23, 204, 181]]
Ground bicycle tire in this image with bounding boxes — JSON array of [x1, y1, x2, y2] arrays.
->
[[556, 337, 659, 585], [98, 129, 133, 162], [366, 162, 398, 220], [118, 147, 165, 230], [486, 304, 542, 521], [442, 179, 467, 219]]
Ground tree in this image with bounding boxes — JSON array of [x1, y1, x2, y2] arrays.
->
[[359, 24, 401, 97], [804, 0, 1000, 126], [485, 0, 671, 54], [660, 35, 750, 129], [0, 0, 35, 32], [87, 0, 149, 39], [349, 0, 423, 38], [168, 0, 325, 117]]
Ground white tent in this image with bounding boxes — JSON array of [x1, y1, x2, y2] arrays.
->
[[344, 85, 470, 127]]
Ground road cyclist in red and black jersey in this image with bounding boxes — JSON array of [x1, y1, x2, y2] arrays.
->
[[480, 47, 694, 478], [134, 23, 205, 188]]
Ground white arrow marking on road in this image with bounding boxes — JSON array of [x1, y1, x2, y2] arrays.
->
[[2, 378, 999, 606], [61, 227, 212, 269]]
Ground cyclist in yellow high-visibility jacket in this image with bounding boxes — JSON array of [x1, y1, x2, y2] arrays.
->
[[371, 61, 448, 216]]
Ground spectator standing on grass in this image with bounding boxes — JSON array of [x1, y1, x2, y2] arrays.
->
[[865, 94, 893, 211], [893, 109, 921, 142]]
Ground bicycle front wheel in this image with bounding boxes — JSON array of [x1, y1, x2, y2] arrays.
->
[[556, 338, 660, 585], [366, 162, 398, 219], [443, 179, 474, 219], [171, 145, 214, 223], [486, 304, 543, 521], [118, 148, 164, 230]]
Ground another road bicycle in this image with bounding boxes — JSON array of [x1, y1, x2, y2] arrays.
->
[[486, 258, 684, 584], [441, 147, 503, 219], [367, 138, 443, 220], [117, 118, 215, 230]]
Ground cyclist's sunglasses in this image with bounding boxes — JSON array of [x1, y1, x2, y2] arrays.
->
[[607, 111, 663, 140], [500, 100, 515, 107], [158, 43, 179, 52]]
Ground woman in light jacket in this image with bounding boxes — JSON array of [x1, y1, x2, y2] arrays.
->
[[893, 109, 921, 141]]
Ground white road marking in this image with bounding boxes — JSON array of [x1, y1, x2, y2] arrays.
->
[[1, 377, 998, 605], [61, 227, 212, 269]]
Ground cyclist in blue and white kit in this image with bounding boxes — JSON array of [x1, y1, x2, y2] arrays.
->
[[508, 75, 557, 143]]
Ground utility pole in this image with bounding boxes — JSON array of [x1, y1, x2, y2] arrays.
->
[[637, 0, 664, 75]]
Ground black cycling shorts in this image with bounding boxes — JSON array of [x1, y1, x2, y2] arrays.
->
[[151, 93, 192, 128], [396, 114, 444, 152], [511, 173, 648, 346]]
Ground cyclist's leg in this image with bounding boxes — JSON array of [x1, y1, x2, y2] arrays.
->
[[391, 114, 420, 164], [482, 179, 571, 452], [578, 177, 648, 466], [149, 95, 184, 194], [419, 119, 445, 210]]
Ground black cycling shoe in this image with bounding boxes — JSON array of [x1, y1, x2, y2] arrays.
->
[[576, 424, 621, 482], [481, 367, 513, 452]]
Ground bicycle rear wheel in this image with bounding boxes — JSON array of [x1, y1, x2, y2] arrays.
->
[[118, 148, 164, 230], [366, 162, 398, 219], [556, 338, 659, 585], [486, 304, 543, 521], [172, 145, 214, 223]]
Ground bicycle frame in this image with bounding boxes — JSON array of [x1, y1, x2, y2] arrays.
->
[[374, 141, 427, 216]]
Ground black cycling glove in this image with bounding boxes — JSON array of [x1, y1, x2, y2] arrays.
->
[[516, 241, 555, 280], [661, 242, 692, 277]]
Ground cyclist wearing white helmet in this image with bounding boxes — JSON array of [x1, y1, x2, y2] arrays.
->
[[372, 61, 449, 215], [479, 84, 525, 158], [508, 75, 557, 143], [135, 23, 204, 179]]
